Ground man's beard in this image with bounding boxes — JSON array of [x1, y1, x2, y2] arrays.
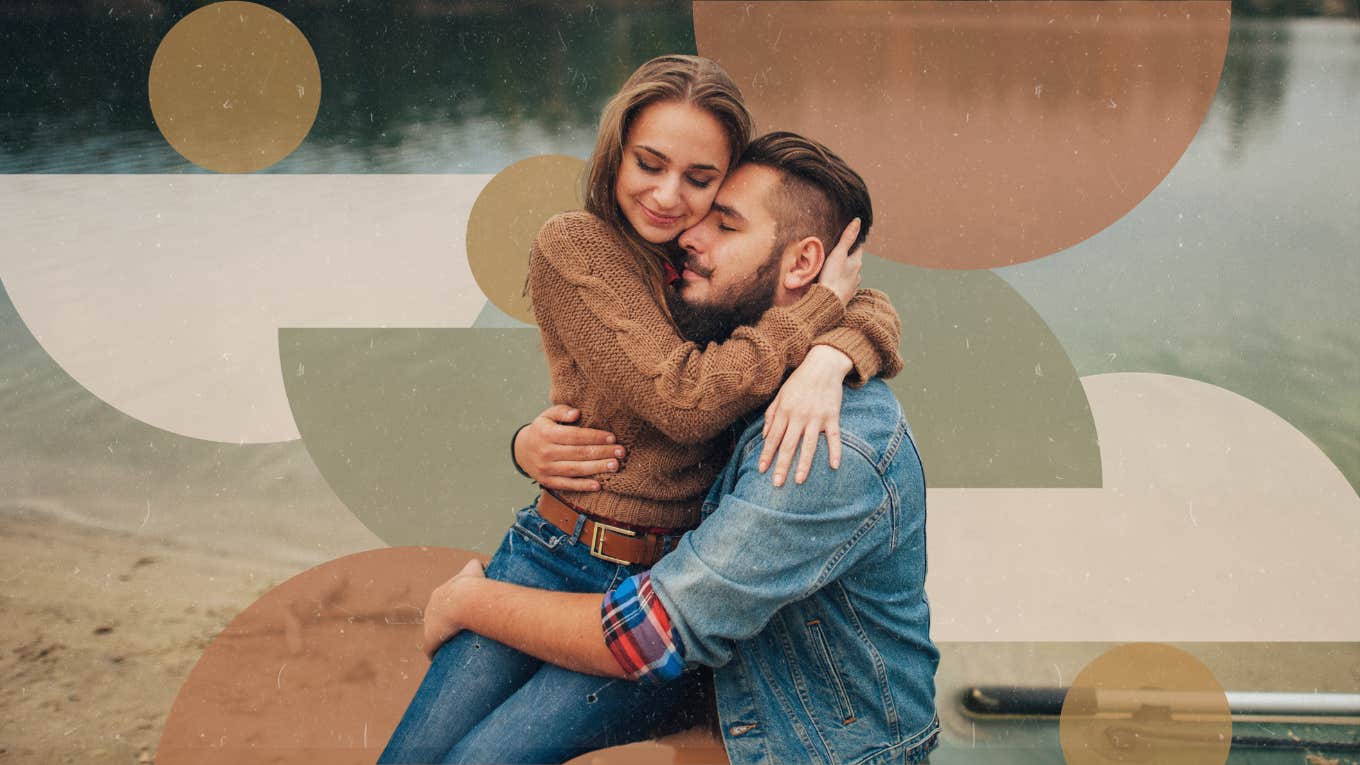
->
[[665, 255, 782, 345]]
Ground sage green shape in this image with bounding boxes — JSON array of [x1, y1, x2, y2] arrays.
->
[[866, 256, 1102, 487], [473, 301, 535, 329], [282, 263, 1098, 551], [280, 328, 547, 551]]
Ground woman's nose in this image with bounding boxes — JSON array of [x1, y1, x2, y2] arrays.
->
[[652, 174, 682, 208]]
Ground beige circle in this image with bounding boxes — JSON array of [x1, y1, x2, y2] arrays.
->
[[149, 1, 321, 173], [1059, 643, 1231, 765], [467, 154, 586, 324]]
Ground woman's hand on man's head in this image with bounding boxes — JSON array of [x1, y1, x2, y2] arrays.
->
[[816, 218, 864, 306]]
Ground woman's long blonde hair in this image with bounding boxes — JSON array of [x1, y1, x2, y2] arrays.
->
[[584, 55, 752, 303]]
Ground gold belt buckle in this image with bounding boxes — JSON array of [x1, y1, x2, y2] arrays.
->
[[589, 521, 639, 565]]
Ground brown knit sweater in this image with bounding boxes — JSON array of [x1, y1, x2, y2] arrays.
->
[[528, 211, 903, 529]]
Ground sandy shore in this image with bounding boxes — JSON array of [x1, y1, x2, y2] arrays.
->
[[4, 508, 1357, 765], [0, 511, 312, 765]]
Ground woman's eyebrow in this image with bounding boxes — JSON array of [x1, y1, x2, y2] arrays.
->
[[637, 145, 721, 173]]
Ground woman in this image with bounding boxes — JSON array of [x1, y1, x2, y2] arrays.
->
[[379, 54, 900, 764]]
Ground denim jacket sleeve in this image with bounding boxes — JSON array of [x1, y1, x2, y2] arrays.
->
[[647, 438, 893, 669]]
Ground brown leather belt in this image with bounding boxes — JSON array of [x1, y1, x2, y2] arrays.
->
[[536, 490, 686, 567]]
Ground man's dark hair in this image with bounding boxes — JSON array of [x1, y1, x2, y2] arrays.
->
[[739, 131, 873, 255]]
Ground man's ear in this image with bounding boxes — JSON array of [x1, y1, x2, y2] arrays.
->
[[783, 236, 827, 291]]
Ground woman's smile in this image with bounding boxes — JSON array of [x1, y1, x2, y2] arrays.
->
[[614, 100, 729, 244]]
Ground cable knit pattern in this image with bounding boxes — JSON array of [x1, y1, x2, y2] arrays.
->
[[528, 211, 902, 529]]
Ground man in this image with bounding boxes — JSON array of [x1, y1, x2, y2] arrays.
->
[[425, 132, 939, 765]]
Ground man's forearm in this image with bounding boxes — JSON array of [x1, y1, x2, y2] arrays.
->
[[449, 577, 625, 679]]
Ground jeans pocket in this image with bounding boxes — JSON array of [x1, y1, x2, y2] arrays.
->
[[510, 505, 570, 552]]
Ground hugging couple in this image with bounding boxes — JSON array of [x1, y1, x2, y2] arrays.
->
[[379, 54, 939, 765]]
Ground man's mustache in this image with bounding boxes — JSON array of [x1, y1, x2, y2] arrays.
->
[[682, 259, 714, 278]]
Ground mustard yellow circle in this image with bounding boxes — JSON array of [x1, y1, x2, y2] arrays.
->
[[467, 155, 586, 325], [1059, 643, 1231, 765], [149, 1, 321, 173]]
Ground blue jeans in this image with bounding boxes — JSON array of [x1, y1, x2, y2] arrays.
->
[[379, 502, 704, 764]]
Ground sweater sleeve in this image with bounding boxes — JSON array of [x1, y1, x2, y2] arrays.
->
[[810, 288, 904, 386], [529, 213, 846, 445]]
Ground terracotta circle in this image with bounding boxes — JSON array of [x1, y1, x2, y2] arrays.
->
[[158, 546, 478, 765]]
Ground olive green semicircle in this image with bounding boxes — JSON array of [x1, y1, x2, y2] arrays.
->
[[865, 256, 1102, 487], [280, 328, 547, 551]]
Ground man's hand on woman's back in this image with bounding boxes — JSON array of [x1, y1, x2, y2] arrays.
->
[[513, 405, 624, 492]]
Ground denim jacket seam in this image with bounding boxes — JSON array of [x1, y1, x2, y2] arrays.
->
[[842, 435, 897, 546], [727, 647, 782, 765], [774, 611, 837, 759], [808, 494, 892, 595], [894, 714, 941, 751], [833, 582, 900, 740], [846, 715, 940, 765], [750, 638, 829, 765]]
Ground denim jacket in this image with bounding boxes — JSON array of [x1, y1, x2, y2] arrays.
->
[[649, 379, 940, 765]]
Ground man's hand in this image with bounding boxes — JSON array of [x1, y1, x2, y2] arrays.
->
[[422, 559, 487, 658], [417, 561, 627, 679], [514, 405, 624, 492]]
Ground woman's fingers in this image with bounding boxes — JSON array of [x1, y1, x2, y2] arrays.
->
[[826, 423, 842, 471], [829, 218, 862, 259], [759, 409, 789, 473], [793, 424, 823, 485], [819, 218, 863, 304], [770, 415, 808, 487]]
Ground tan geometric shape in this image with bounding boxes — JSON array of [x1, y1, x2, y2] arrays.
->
[[927, 373, 1360, 641], [149, 1, 321, 173], [467, 154, 586, 324], [1059, 643, 1231, 765], [0, 174, 489, 443], [694, 1, 1231, 269], [158, 546, 479, 765]]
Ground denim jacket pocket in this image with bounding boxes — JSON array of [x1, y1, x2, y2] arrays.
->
[[806, 618, 857, 725]]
